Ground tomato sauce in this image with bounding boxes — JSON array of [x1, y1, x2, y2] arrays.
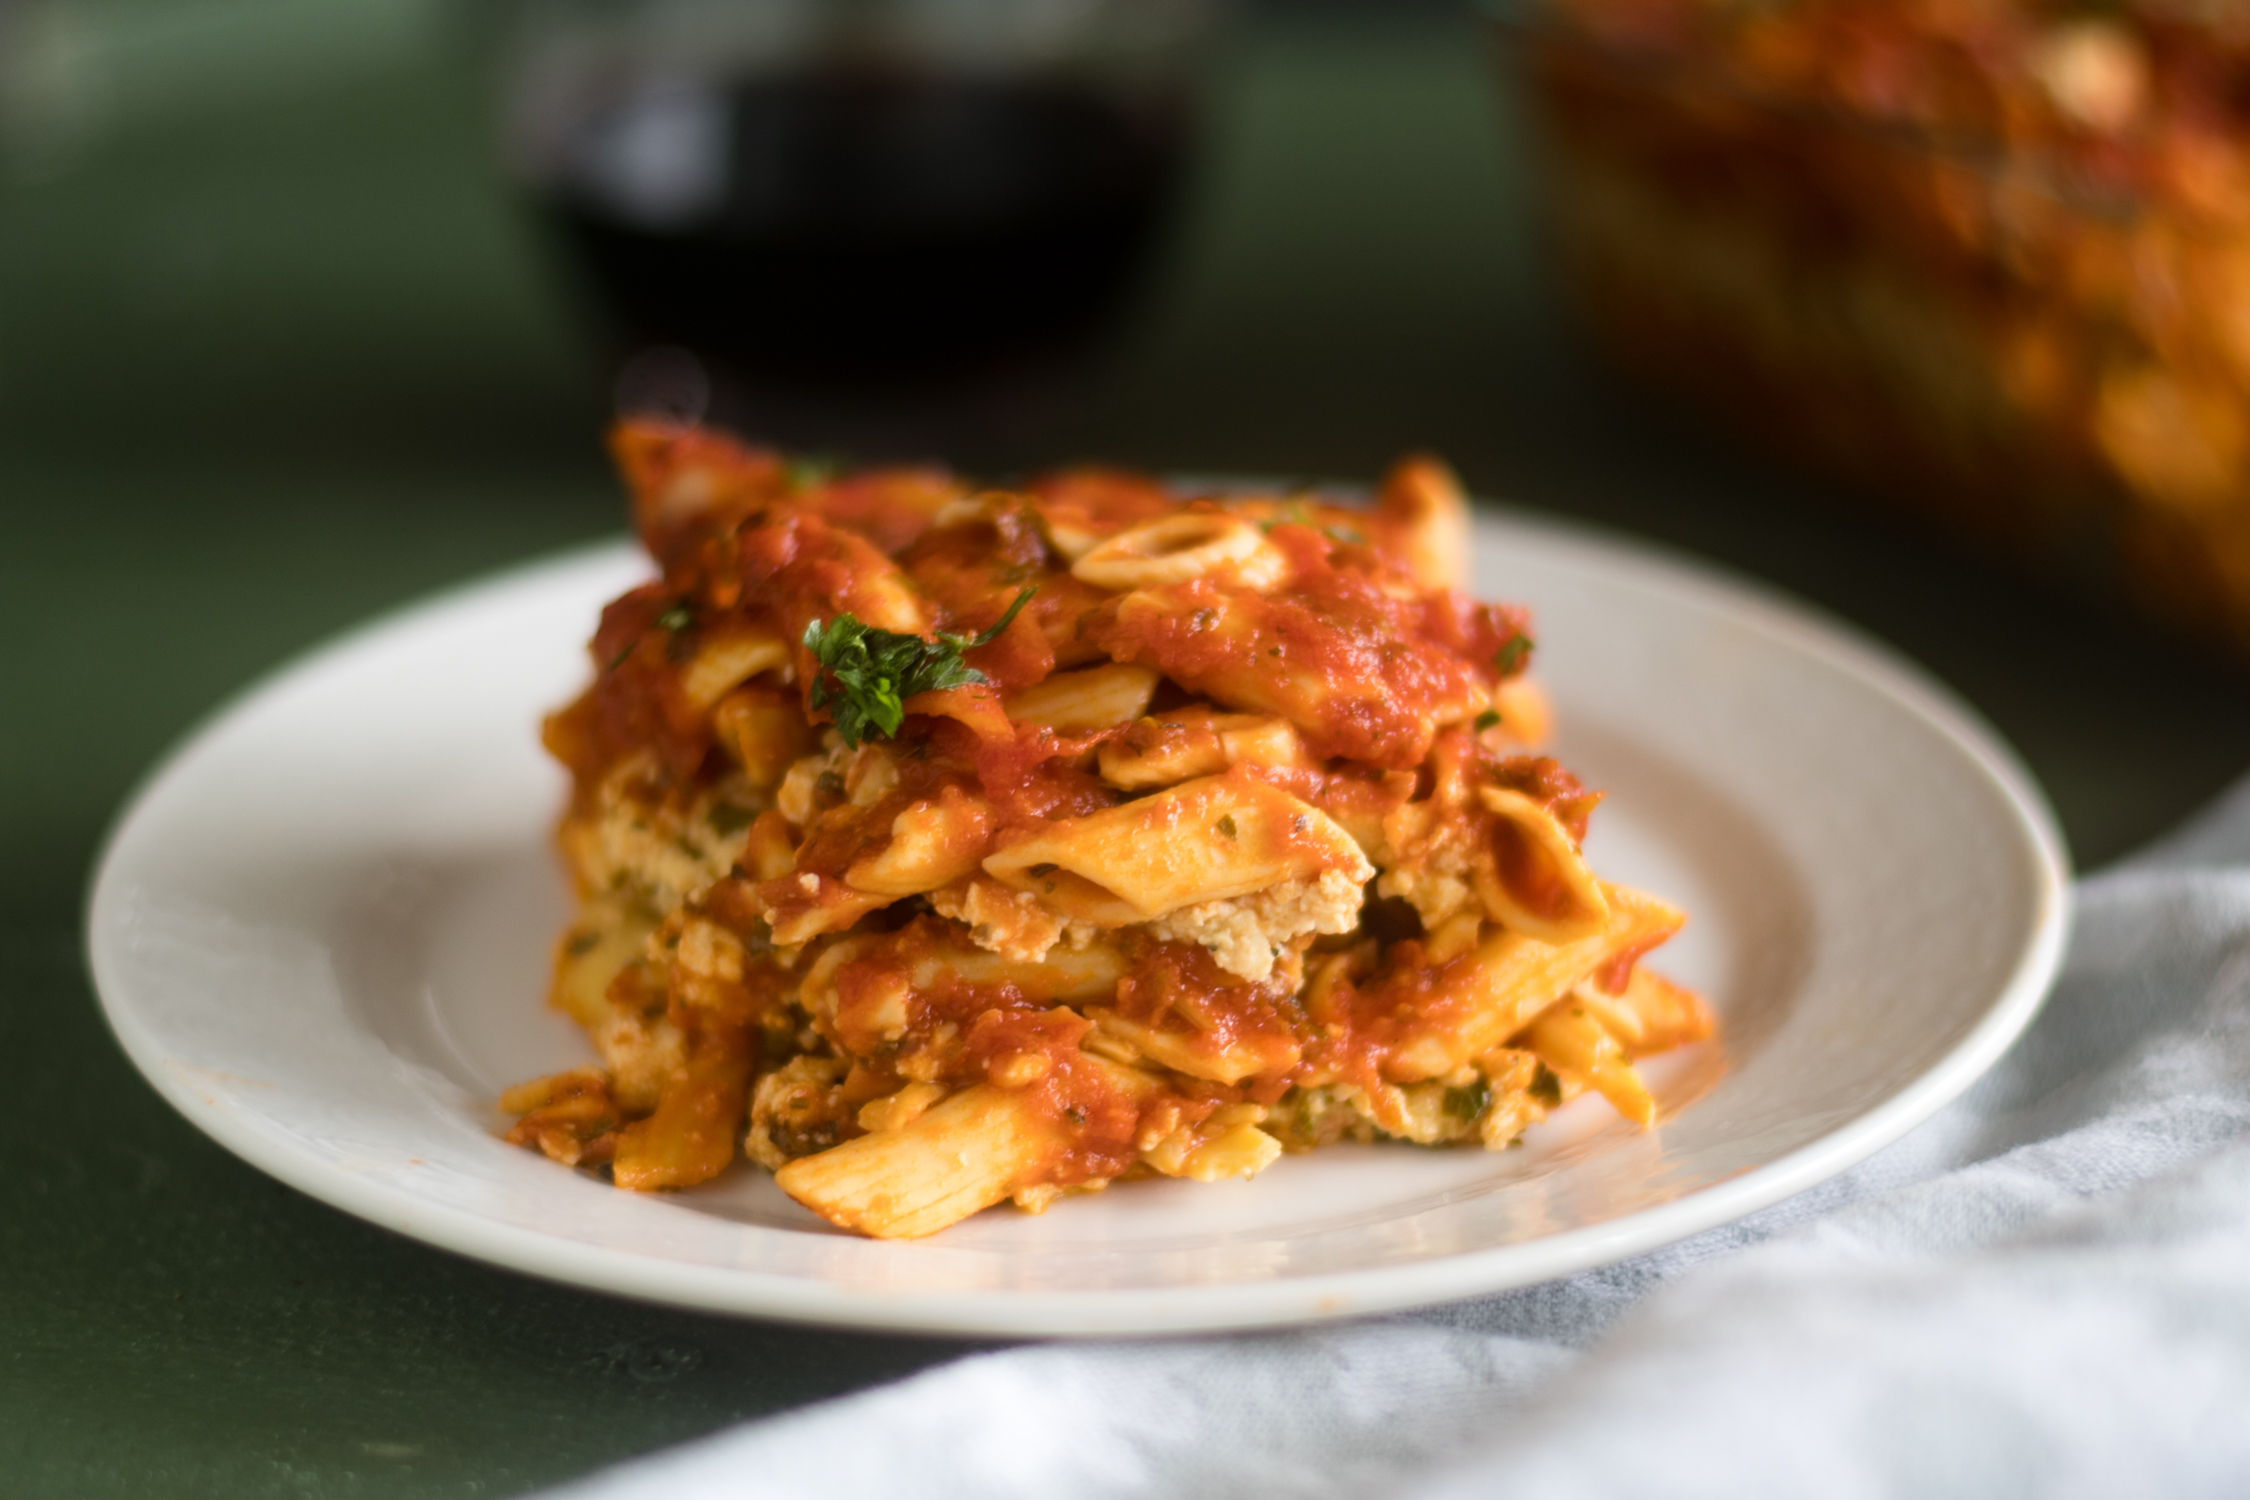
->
[[516, 420, 1709, 1234]]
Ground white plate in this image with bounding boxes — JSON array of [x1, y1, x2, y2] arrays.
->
[[87, 513, 2069, 1337]]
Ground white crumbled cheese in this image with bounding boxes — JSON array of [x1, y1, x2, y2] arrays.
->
[[1146, 868, 1365, 982], [591, 1010, 686, 1115], [937, 870, 1361, 980], [930, 880, 1098, 963], [775, 740, 851, 827], [1375, 863, 1476, 931], [565, 759, 757, 911], [1375, 795, 1480, 930]]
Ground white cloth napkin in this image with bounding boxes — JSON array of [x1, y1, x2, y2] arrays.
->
[[546, 777, 2250, 1500]]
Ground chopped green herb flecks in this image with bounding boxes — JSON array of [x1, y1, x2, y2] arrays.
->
[[1216, 814, 1238, 839], [1260, 500, 1314, 534], [801, 586, 1035, 746], [706, 802, 758, 835], [1442, 1080, 1492, 1123], [783, 455, 844, 491], [1494, 634, 1534, 676], [656, 604, 695, 633], [1474, 709, 1503, 732], [1529, 1062, 1563, 1109]]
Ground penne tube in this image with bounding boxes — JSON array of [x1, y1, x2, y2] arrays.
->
[[775, 1084, 1060, 1239], [1139, 1102, 1283, 1181], [611, 1025, 759, 1191], [712, 683, 812, 786], [1473, 785, 1611, 945], [1071, 512, 1288, 592], [1003, 663, 1162, 731], [1525, 1000, 1656, 1127], [742, 809, 798, 882], [1373, 453, 1471, 592], [680, 630, 791, 710], [796, 923, 1129, 1044], [759, 874, 893, 945], [776, 1052, 1167, 1237], [1385, 883, 1685, 1081], [1487, 675, 1550, 748], [1572, 964, 1717, 1058], [1094, 584, 1489, 768], [905, 931, 1128, 1003], [1096, 708, 1309, 791], [1086, 1007, 1301, 1085], [844, 786, 994, 897], [982, 771, 1373, 923]]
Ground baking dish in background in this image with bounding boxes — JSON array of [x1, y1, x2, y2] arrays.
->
[[1493, 0, 2250, 656]]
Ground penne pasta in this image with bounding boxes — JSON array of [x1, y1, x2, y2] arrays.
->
[[611, 1025, 759, 1192], [775, 1084, 1061, 1238], [1071, 512, 1289, 592], [1473, 785, 1611, 945], [505, 426, 1714, 1238], [843, 786, 993, 897], [1374, 453, 1473, 593], [681, 630, 791, 710], [1096, 708, 1310, 791], [1003, 663, 1162, 731], [1380, 884, 1685, 1082], [982, 771, 1373, 923], [1525, 1001, 1656, 1127]]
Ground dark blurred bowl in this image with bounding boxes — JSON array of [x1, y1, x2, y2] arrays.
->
[[495, 0, 1225, 453]]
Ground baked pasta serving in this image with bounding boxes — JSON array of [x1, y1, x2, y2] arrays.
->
[[502, 421, 1714, 1239]]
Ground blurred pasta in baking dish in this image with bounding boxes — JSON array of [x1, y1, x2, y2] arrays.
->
[[502, 421, 1714, 1238]]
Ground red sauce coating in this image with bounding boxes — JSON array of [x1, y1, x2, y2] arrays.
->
[[544, 582, 714, 789], [801, 467, 959, 555], [1112, 936, 1307, 1080], [1489, 819, 1565, 922], [1488, 754, 1602, 843], [1088, 570, 1502, 768], [960, 1007, 1147, 1184], [1300, 937, 1483, 1091], [1026, 467, 1178, 539], [526, 423, 1695, 1225]]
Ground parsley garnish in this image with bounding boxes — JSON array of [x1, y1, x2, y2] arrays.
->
[[656, 603, 695, 633], [1474, 709, 1503, 732], [1494, 634, 1534, 676], [802, 587, 1035, 747]]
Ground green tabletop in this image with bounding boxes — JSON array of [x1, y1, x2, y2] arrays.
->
[[6, 4, 2248, 1496]]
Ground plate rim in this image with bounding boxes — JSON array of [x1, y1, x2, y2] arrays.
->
[[85, 504, 2072, 1338]]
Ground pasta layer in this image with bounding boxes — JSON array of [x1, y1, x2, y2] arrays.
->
[[505, 423, 1715, 1238]]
